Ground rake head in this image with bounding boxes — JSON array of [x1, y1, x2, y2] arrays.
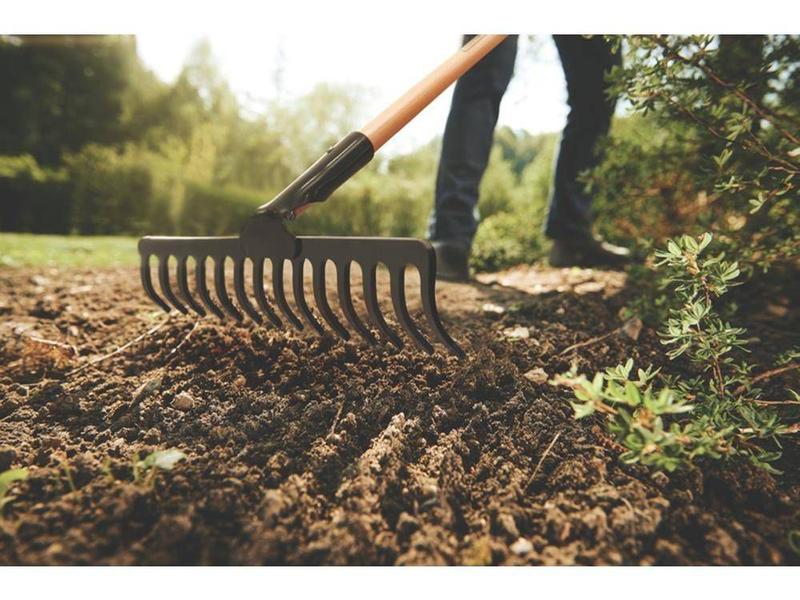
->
[[138, 213, 464, 357]]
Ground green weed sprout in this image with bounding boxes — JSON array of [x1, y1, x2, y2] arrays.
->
[[0, 468, 29, 514], [132, 448, 186, 488], [557, 234, 797, 472], [53, 452, 76, 493]]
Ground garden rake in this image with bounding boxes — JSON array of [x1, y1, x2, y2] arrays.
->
[[139, 35, 508, 358]]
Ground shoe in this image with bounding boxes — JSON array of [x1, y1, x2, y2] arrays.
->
[[431, 240, 470, 282], [549, 234, 632, 269]]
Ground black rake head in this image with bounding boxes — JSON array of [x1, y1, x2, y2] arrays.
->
[[138, 214, 464, 358]]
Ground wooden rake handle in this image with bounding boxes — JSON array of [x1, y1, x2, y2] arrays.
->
[[260, 34, 508, 218], [361, 34, 508, 150]]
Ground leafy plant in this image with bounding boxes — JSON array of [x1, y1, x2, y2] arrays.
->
[[131, 448, 186, 488], [0, 468, 29, 514], [557, 234, 797, 472], [590, 35, 800, 278]]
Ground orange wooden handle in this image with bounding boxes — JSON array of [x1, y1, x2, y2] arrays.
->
[[360, 34, 508, 151]]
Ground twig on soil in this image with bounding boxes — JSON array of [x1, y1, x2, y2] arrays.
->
[[67, 315, 172, 376], [526, 431, 561, 489], [330, 401, 345, 436], [557, 329, 618, 356], [752, 399, 800, 406], [165, 320, 201, 362], [734, 363, 800, 396]]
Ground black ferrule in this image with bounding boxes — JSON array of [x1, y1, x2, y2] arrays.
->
[[258, 131, 374, 217]]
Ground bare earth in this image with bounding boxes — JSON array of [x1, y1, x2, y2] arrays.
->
[[0, 262, 798, 565]]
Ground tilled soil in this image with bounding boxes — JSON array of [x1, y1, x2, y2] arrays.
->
[[0, 263, 798, 565]]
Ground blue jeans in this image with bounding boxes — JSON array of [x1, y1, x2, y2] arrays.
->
[[427, 35, 620, 245]]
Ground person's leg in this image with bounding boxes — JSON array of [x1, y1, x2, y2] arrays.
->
[[545, 35, 620, 241], [428, 35, 518, 280]]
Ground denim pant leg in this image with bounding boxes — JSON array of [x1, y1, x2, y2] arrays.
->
[[428, 35, 518, 246], [544, 35, 620, 240]]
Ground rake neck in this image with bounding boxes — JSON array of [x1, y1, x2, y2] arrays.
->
[[257, 131, 374, 219], [258, 34, 507, 219]]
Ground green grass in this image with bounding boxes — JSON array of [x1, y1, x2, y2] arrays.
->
[[0, 233, 139, 268]]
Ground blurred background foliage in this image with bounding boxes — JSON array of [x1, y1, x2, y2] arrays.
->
[[0, 34, 560, 273], [0, 34, 797, 275]]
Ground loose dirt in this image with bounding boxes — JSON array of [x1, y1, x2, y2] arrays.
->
[[1, 262, 798, 565]]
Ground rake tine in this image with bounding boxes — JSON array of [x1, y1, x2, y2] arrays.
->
[[176, 256, 206, 317], [312, 260, 350, 340], [252, 259, 283, 328], [140, 254, 170, 313], [292, 259, 326, 335], [336, 260, 375, 345], [363, 263, 403, 348], [419, 262, 465, 358], [389, 267, 433, 354], [195, 256, 225, 319], [213, 257, 243, 321], [272, 259, 304, 331], [158, 255, 188, 314], [233, 258, 263, 324]]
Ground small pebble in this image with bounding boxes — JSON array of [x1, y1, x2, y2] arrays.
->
[[172, 392, 194, 412], [482, 302, 506, 316], [510, 537, 533, 556], [523, 367, 549, 385], [622, 316, 643, 341], [502, 326, 530, 340]]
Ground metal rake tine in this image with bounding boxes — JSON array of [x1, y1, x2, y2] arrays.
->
[[292, 259, 326, 335], [252, 259, 283, 328], [140, 254, 170, 313], [363, 263, 403, 348], [419, 261, 465, 358], [312, 260, 350, 340], [389, 267, 433, 354], [336, 260, 375, 345], [176, 256, 206, 317], [233, 258, 262, 324], [195, 256, 225, 319], [272, 259, 303, 331], [213, 257, 243, 321], [157, 255, 188, 314]]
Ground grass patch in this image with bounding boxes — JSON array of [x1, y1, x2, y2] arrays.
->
[[0, 233, 139, 269]]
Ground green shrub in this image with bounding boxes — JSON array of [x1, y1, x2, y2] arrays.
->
[[471, 135, 554, 272], [178, 181, 264, 236], [66, 144, 172, 235], [589, 35, 800, 277], [0, 154, 72, 233], [290, 159, 432, 239], [471, 211, 543, 272], [556, 234, 798, 473]]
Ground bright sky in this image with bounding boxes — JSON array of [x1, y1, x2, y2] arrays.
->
[[136, 32, 568, 154]]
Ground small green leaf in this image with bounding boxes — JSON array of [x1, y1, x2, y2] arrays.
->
[[139, 449, 186, 472], [0, 468, 29, 494], [0, 468, 29, 511], [571, 402, 596, 419]]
